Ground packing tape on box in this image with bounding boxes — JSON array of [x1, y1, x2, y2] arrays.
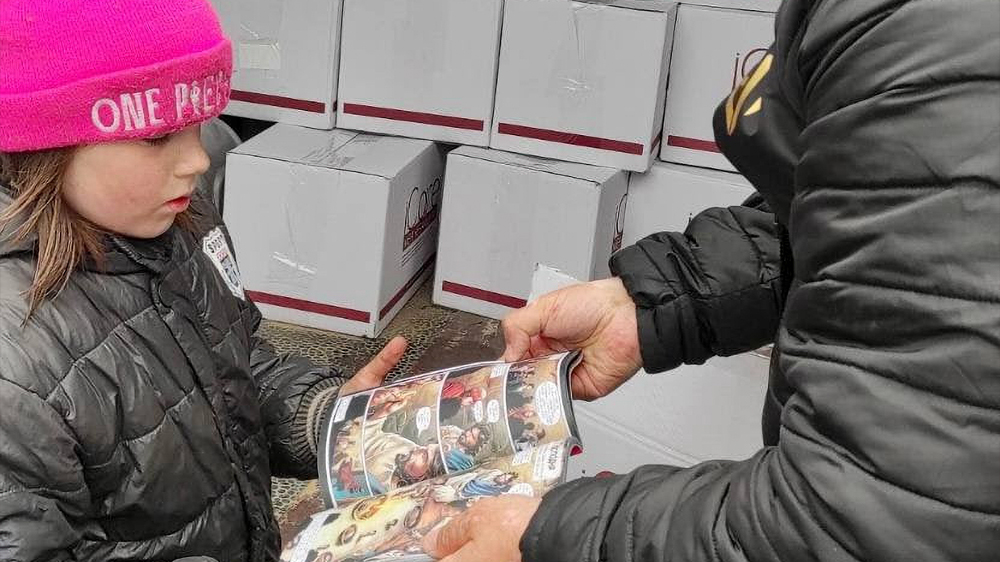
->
[[238, 42, 281, 71], [236, 0, 285, 70], [563, 2, 595, 95], [264, 165, 322, 290], [560, 0, 673, 96]]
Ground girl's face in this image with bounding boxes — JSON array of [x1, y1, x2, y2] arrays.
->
[[62, 125, 210, 238]]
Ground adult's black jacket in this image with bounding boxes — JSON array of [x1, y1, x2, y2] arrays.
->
[[521, 1, 1000, 560]]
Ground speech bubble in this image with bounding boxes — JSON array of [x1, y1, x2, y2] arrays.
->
[[511, 449, 534, 467], [534, 382, 562, 426], [487, 400, 501, 423], [472, 400, 485, 422], [416, 407, 432, 432], [507, 483, 535, 497]]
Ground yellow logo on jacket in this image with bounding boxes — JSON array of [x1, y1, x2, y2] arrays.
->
[[725, 53, 773, 135]]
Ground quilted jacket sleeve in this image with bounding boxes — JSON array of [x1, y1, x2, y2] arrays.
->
[[246, 300, 347, 479], [609, 195, 784, 373], [520, 1, 1000, 561], [0, 378, 86, 562]]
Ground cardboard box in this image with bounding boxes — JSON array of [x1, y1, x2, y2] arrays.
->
[[624, 162, 753, 246], [490, 0, 676, 172], [660, 5, 775, 171], [224, 124, 446, 337], [337, 0, 503, 146], [211, 0, 342, 129], [433, 147, 629, 320], [524, 266, 769, 478]]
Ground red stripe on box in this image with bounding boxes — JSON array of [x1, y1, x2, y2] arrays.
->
[[442, 281, 527, 309], [666, 135, 721, 153], [343, 103, 485, 131], [246, 291, 370, 323], [379, 254, 436, 320], [497, 123, 644, 155], [230, 90, 327, 113]]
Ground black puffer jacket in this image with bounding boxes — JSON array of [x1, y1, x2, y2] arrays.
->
[[0, 190, 345, 561], [521, 0, 1000, 561]]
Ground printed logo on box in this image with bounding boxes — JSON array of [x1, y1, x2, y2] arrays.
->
[[403, 177, 443, 251]]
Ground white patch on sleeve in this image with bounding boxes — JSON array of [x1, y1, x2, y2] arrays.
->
[[202, 227, 245, 300]]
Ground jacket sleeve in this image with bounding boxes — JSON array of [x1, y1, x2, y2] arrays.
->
[[245, 300, 348, 479], [0, 379, 86, 562], [609, 194, 784, 373], [521, 1, 1000, 561]]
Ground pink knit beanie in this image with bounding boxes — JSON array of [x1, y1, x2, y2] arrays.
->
[[0, 0, 232, 153]]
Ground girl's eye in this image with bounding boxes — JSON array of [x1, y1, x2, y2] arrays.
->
[[144, 134, 171, 146]]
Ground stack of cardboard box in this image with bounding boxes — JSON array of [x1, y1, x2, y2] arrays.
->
[[214, 0, 778, 331]]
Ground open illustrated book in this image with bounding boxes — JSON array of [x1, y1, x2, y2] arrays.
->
[[280, 352, 583, 562]]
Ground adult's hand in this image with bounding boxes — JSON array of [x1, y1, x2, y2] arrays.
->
[[339, 336, 408, 396], [422, 495, 541, 562], [502, 278, 641, 401]]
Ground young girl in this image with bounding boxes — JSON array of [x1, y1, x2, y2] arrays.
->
[[0, 1, 405, 560]]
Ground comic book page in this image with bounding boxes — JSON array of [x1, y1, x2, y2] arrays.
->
[[500, 356, 578, 454], [319, 352, 581, 508], [282, 441, 572, 562]]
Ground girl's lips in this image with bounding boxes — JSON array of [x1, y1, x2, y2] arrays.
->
[[166, 196, 191, 211]]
